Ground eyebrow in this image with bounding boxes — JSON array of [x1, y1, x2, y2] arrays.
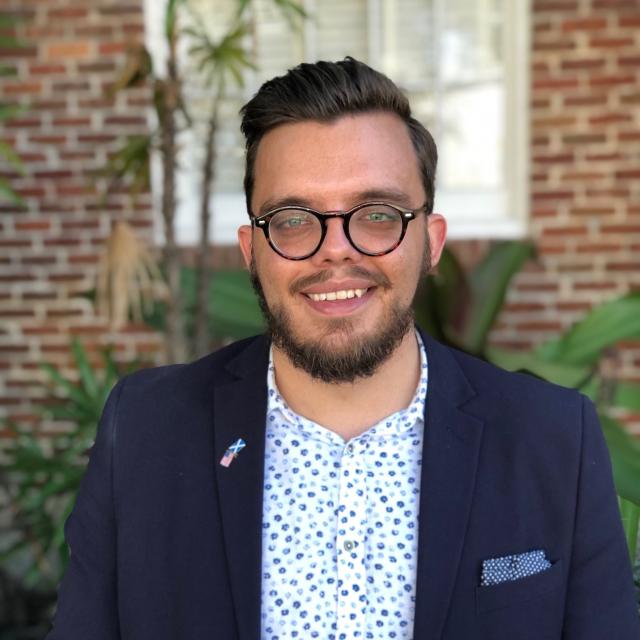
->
[[257, 188, 415, 214]]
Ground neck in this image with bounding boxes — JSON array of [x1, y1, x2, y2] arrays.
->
[[272, 329, 421, 441]]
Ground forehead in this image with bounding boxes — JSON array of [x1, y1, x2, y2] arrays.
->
[[251, 112, 424, 212]]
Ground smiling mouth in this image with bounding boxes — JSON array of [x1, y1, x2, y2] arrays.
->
[[305, 288, 369, 302]]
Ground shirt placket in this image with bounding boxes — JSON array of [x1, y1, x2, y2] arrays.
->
[[336, 440, 368, 638]]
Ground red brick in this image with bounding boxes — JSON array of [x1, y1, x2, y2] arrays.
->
[[59, 151, 95, 161], [52, 81, 91, 92], [590, 112, 633, 125], [78, 62, 116, 73], [602, 224, 640, 233], [590, 74, 636, 87], [69, 254, 99, 264], [562, 18, 607, 32], [585, 188, 630, 198], [75, 26, 115, 38], [43, 238, 81, 247], [3, 118, 41, 129], [0, 46, 37, 58], [47, 7, 88, 19], [3, 81, 41, 95], [557, 302, 593, 312], [516, 321, 565, 332], [618, 55, 640, 67], [573, 281, 617, 291], [532, 190, 575, 201], [619, 130, 640, 142], [29, 135, 66, 145], [23, 291, 57, 299], [590, 37, 635, 48], [52, 117, 92, 127], [562, 133, 606, 145], [534, 1, 579, 12], [33, 170, 73, 180], [563, 94, 608, 107], [576, 243, 622, 253], [29, 63, 66, 75], [570, 207, 616, 216], [533, 77, 580, 90], [46, 42, 91, 59], [104, 116, 147, 126], [607, 262, 640, 270], [561, 171, 608, 182], [585, 151, 625, 161], [99, 42, 127, 55], [29, 99, 67, 111], [99, 5, 142, 15], [533, 39, 577, 52], [517, 283, 559, 292], [616, 169, 640, 179], [560, 58, 606, 71], [77, 134, 116, 143], [533, 152, 575, 164], [532, 117, 577, 129], [619, 14, 640, 26], [21, 256, 57, 266], [15, 220, 51, 231], [541, 227, 587, 237]]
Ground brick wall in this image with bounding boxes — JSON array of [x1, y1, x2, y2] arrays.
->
[[488, 0, 640, 433], [0, 0, 163, 432], [1, 0, 639, 434]]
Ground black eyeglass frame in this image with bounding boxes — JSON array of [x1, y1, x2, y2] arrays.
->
[[251, 201, 429, 260]]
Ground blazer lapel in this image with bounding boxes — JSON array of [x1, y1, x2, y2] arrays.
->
[[413, 334, 485, 640], [213, 337, 270, 640]]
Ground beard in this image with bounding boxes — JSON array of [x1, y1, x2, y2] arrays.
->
[[249, 242, 430, 383]]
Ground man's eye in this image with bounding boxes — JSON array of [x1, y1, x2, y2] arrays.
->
[[273, 213, 312, 230], [365, 211, 395, 222]]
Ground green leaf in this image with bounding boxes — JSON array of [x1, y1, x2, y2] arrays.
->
[[71, 338, 99, 401], [414, 248, 469, 345], [619, 496, 640, 563], [485, 347, 592, 388], [462, 241, 535, 354], [0, 176, 24, 205], [0, 139, 24, 170], [612, 381, 640, 413], [536, 292, 640, 366], [600, 415, 640, 505]]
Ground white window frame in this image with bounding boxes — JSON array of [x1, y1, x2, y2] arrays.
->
[[143, 0, 530, 245]]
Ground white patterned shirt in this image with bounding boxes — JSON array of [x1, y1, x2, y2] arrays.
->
[[260, 331, 428, 640]]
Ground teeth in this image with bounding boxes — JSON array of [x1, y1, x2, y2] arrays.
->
[[306, 288, 368, 302]]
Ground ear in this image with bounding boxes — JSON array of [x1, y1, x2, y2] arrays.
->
[[237, 224, 253, 269], [426, 213, 447, 269]]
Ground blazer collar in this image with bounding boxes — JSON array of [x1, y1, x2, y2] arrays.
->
[[413, 331, 485, 639], [213, 332, 484, 640]]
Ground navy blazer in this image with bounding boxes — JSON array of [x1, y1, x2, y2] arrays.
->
[[47, 332, 640, 639]]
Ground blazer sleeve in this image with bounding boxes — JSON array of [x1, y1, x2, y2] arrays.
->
[[562, 395, 640, 638], [45, 378, 125, 640]]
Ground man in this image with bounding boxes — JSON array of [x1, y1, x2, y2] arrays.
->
[[47, 58, 639, 639]]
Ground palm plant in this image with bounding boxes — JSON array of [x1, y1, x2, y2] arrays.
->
[[1, 340, 137, 591], [101, 0, 305, 362]]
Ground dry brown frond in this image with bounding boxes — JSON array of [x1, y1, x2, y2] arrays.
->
[[96, 221, 168, 329]]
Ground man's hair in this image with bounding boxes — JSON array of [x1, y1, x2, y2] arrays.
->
[[239, 57, 438, 215]]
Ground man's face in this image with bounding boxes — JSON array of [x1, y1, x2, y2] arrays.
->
[[238, 112, 446, 382]]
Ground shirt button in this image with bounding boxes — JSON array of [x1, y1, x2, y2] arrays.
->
[[344, 540, 354, 551]]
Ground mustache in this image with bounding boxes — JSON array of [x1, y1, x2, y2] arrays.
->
[[289, 266, 391, 295]]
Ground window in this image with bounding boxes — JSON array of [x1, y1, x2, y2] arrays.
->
[[144, 0, 529, 243]]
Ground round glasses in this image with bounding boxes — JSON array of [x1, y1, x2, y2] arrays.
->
[[251, 201, 428, 260]]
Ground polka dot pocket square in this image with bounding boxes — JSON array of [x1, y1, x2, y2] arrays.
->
[[480, 549, 552, 586]]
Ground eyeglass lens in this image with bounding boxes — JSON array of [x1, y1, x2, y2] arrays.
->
[[268, 204, 404, 258]]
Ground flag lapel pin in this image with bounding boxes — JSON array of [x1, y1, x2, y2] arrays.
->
[[220, 438, 246, 468]]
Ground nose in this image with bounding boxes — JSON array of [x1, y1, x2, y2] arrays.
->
[[310, 217, 361, 265]]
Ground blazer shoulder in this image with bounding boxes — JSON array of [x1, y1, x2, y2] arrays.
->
[[118, 334, 269, 399]]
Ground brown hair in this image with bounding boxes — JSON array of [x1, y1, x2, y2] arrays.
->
[[240, 57, 437, 215]]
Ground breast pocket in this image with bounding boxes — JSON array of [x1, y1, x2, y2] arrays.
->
[[475, 560, 563, 614]]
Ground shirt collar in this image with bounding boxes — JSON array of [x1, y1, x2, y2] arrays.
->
[[266, 329, 428, 443]]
